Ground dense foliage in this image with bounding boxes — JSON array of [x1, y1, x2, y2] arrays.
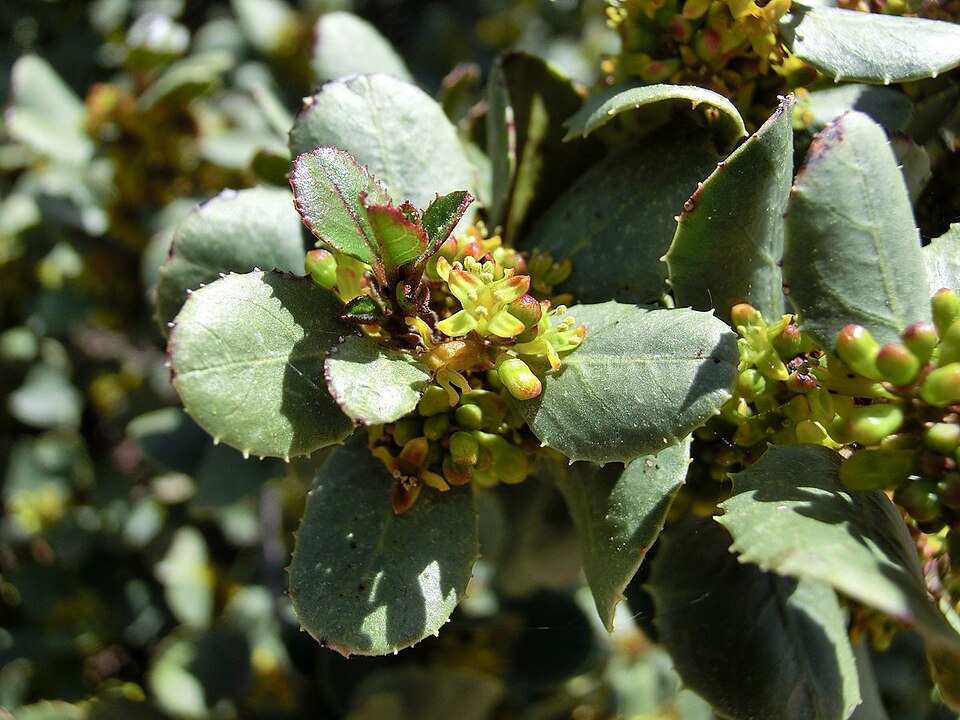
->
[[4, 1, 960, 718]]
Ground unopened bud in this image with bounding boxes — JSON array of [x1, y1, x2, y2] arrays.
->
[[786, 371, 817, 394], [418, 385, 451, 417], [920, 362, 960, 407], [507, 294, 544, 343], [875, 343, 921, 386], [938, 318, 960, 366], [730, 303, 762, 330], [835, 324, 883, 381], [901, 321, 938, 365], [932, 288, 960, 337], [497, 357, 542, 400], [422, 414, 450, 441], [441, 456, 473, 486], [846, 403, 904, 446], [449, 431, 479, 467], [924, 422, 960, 456], [305, 249, 338, 289], [474, 431, 528, 485], [736, 368, 768, 400], [839, 448, 918, 491], [772, 324, 803, 359], [893, 478, 942, 523], [392, 417, 422, 447], [460, 389, 508, 431], [454, 403, 483, 430]]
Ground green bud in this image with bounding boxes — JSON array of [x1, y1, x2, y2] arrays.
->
[[474, 431, 528, 485], [454, 403, 483, 430], [730, 302, 762, 329], [507, 294, 543, 344], [305, 248, 338, 289], [772, 324, 803, 359], [845, 403, 904, 446], [835, 324, 883, 381], [807, 387, 836, 424], [449, 431, 479, 466], [422, 414, 450, 441], [893, 478, 942, 523], [736, 368, 767, 400], [901, 321, 938, 364], [839, 448, 918, 491], [795, 419, 830, 446], [938, 318, 960, 366], [937, 473, 960, 510], [920, 362, 960, 407], [875, 343, 921, 386], [931, 288, 960, 337], [460, 390, 508, 431], [418, 385, 452, 417], [497, 357, 542, 400], [782, 395, 811, 423], [392, 417, 422, 448], [924, 423, 960, 455]]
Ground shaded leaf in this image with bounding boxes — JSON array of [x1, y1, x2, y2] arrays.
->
[[311, 11, 412, 84], [168, 270, 354, 459], [521, 126, 721, 304], [136, 51, 232, 112], [232, 0, 297, 56], [649, 518, 861, 720], [365, 202, 429, 277], [325, 335, 431, 425], [518, 303, 737, 463], [800, 84, 913, 133], [783, 111, 931, 350], [486, 52, 603, 242], [421, 191, 474, 253], [288, 435, 478, 656], [891, 135, 932, 205], [156, 187, 307, 331], [347, 667, 504, 720], [924, 223, 960, 294], [667, 95, 794, 323], [718, 444, 960, 662], [564, 83, 746, 149], [8, 364, 83, 430], [556, 439, 690, 631], [289, 74, 475, 212], [780, 4, 960, 83], [155, 527, 213, 629]]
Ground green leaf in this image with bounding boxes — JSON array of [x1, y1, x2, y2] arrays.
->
[[289, 74, 475, 212], [718, 444, 960, 661], [520, 126, 721, 304], [8, 364, 83, 430], [780, 4, 960, 83], [232, 0, 297, 56], [924, 223, 960, 294], [6, 55, 92, 165], [325, 335, 431, 425], [649, 518, 861, 720], [155, 527, 213, 629], [291, 146, 391, 271], [365, 202, 429, 278], [555, 439, 690, 631], [156, 186, 308, 332], [486, 52, 603, 243], [288, 435, 478, 656], [421, 191, 474, 253], [800, 84, 913, 133], [667, 95, 794, 323], [783, 111, 931, 350], [311, 11, 412, 84], [564, 83, 747, 149], [136, 51, 232, 112], [518, 303, 737, 463], [891, 136, 932, 205], [168, 270, 354, 460]]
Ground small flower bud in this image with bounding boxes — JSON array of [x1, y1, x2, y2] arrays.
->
[[422, 414, 450, 441], [839, 448, 918, 491], [938, 318, 960, 366], [442, 457, 473, 486], [901, 321, 938, 364], [772, 324, 803, 360], [459, 389, 507, 431], [893, 478, 942, 523], [920, 362, 960, 407], [924, 422, 960, 456], [932, 288, 960, 337], [875, 343, 921, 386], [937, 473, 960, 510], [392, 417, 422, 448], [418, 385, 452, 417], [474, 431, 528, 485], [454, 403, 484, 430], [507, 294, 544, 343], [736, 368, 768, 400], [786, 371, 817, 394], [497, 357, 542, 400], [449, 431, 479, 467], [845, 403, 904, 446], [730, 303, 762, 330], [305, 249, 338, 289], [835, 324, 883, 381]]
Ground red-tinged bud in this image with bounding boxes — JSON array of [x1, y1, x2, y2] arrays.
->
[[667, 14, 694, 42], [924, 422, 960, 456], [497, 357, 542, 400], [901, 321, 938, 364], [305, 249, 338, 289], [786, 371, 817, 393], [442, 457, 473, 486], [730, 303, 761, 329], [875, 343, 921, 386], [893, 478, 942, 523], [693, 27, 721, 62], [939, 318, 960, 366], [846, 403, 904, 446], [835, 324, 882, 381], [507, 294, 543, 343], [920, 362, 960, 407], [772, 324, 803, 359], [839, 448, 918, 491], [932, 288, 960, 337]]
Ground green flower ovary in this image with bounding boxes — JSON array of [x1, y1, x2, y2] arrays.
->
[[435, 256, 531, 339]]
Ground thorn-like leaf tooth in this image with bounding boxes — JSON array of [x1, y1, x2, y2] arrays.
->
[[243, 450, 250, 459], [167, 322, 174, 328], [213, 437, 221, 445], [186, 289, 193, 296], [199, 283, 205, 288], [219, 272, 226, 278], [283, 455, 290, 463], [163, 361, 171, 368]]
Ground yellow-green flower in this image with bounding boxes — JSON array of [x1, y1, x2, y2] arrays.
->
[[435, 256, 531, 339]]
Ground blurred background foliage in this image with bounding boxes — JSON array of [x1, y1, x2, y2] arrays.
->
[[1, 1, 958, 718]]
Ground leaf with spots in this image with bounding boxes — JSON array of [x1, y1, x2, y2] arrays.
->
[[288, 434, 478, 656], [517, 303, 738, 464], [556, 439, 690, 631], [168, 270, 354, 459]]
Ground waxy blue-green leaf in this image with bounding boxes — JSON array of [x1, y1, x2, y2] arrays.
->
[[291, 146, 391, 270], [649, 518, 861, 720], [783, 112, 931, 350], [168, 270, 354, 460], [156, 186, 308, 332], [719, 444, 960, 673], [556, 440, 690, 631], [667, 95, 794, 323], [325, 335, 431, 426], [518, 303, 737, 464], [924, 224, 960, 294], [521, 126, 720, 304], [311, 11, 412, 84], [288, 435, 478, 656], [486, 52, 602, 243], [289, 74, 475, 212], [564, 83, 747, 149], [780, 4, 960, 83]]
